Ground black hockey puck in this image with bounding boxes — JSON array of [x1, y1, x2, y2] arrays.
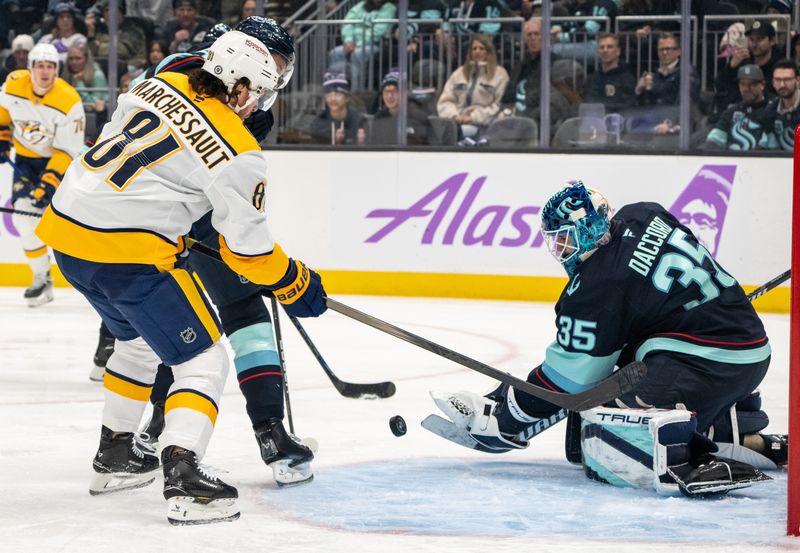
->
[[389, 415, 407, 437]]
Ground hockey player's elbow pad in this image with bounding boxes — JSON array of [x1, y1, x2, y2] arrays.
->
[[271, 259, 327, 318]]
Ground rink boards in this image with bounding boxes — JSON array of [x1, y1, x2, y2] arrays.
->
[[0, 151, 790, 311]]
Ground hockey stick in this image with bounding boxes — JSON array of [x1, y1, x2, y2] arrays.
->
[[181, 237, 644, 410], [286, 315, 396, 399], [182, 237, 398, 399], [269, 295, 295, 434], [746, 269, 790, 302], [0, 206, 41, 218], [324, 298, 646, 411]]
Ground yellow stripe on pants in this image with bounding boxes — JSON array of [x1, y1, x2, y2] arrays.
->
[[104, 371, 153, 402], [167, 268, 222, 343]]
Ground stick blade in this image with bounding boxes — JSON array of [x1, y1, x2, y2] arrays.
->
[[337, 381, 396, 399]]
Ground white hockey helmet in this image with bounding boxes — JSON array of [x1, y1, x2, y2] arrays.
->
[[202, 30, 280, 112], [28, 43, 60, 72]]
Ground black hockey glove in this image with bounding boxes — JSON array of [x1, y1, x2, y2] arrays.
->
[[270, 259, 327, 318]]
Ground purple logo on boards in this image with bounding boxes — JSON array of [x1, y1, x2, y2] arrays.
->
[[365, 172, 542, 248], [668, 165, 735, 257]]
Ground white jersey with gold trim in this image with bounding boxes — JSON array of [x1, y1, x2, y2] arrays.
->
[[37, 71, 291, 285]]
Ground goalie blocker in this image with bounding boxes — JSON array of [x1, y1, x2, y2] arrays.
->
[[581, 406, 771, 497]]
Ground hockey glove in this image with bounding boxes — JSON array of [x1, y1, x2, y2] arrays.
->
[[29, 170, 61, 208], [428, 388, 537, 453], [0, 125, 10, 163], [271, 259, 327, 318]]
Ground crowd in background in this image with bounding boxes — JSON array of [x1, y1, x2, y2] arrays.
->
[[1, 0, 799, 152]]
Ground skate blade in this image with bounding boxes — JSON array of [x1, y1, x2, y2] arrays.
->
[[26, 291, 54, 308], [271, 460, 314, 487], [89, 469, 158, 495], [89, 365, 105, 382], [166, 496, 240, 525]]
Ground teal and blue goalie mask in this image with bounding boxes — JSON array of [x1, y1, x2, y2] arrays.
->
[[540, 181, 612, 276]]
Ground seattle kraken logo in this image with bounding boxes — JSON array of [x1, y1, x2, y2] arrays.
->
[[180, 327, 197, 344], [566, 275, 581, 296]]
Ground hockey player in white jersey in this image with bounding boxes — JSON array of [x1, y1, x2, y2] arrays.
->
[[36, 30, 327, 525], [0, 42, 84, 306]]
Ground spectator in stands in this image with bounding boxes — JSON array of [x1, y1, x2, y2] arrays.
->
[[550, 58, 586, 127], [766, 59, 800, 151], [62, 43, 108, 113], [405, 0, 446, 58], [309, 71, 367, 145], [39, 3, 88, 65], [635, 32, 699, 106], [712, 19, 778, 118], [792, 33, 800, 71], [703, 64, 775, 151], [437, 34, 509, 138], [141, 39, 170, 73], [766, 0, 792, 16], [502, 18, 554, 117], [119, 71, 135, 93], [0, 34, 34, 84], [126, 0, 173, 25], [584, 33, 636, 113], [327, 0, 397, 90], [86, 0, 148, 69], [443, 0, 508, 37], [239, 0, 257, 19], [553, 0, 619, 60], [408, 58, 442, 117], [370, 69, 431, 145], [161, 0, 215, 54]]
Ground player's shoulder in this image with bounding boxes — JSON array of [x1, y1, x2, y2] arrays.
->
[[3, 69, 32, 95], [44, 78, 82, 114], [614, 202, 675, 226], [156, 71, 259, 155]]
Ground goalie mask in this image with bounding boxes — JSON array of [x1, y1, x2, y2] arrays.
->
[[540, 180, 611, 276]]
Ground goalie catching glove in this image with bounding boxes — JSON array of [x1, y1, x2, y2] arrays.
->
[[268, 259, 327, 318]]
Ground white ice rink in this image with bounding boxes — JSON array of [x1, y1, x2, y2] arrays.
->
[[1, 287, 797, 553]]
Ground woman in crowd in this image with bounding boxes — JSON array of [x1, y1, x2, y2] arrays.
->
[[39, 2, 88, 64], [437, 34, 509, 139], [61, 43, 108, 113]]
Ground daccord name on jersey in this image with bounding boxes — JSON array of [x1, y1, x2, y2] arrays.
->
[[128, 79, 231, 170], [628, 216, 673, 277]]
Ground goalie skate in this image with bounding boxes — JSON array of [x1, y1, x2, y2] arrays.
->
[[255, 418, 314, 487], [162, 446, 239, 525], [668, 456, 772, 498], [89, 427, 159, 495]]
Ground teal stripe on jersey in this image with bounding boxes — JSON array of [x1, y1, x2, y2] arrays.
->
[[542, 342, 622, 392], [635, 337, 771, 365]]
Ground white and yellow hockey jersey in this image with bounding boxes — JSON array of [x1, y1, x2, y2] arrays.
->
[[0, 70, 85, 183], [36, 72, 291, 286]]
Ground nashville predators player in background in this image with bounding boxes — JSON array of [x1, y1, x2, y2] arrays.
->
[[0, 42, 85, 306], [35, 30, 327, 525]]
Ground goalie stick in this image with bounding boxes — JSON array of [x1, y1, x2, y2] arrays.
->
[[325, 297, 647, 411]]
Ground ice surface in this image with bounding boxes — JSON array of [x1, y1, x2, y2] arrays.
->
[[0, 288, 795, 552]]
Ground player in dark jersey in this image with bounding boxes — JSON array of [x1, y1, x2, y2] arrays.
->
[[427, 181, 786, 492]]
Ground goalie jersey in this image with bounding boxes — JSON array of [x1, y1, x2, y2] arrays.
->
[[541, 202, 770, 392], [0, 69, 85, 179], [36, 72, 291, 286]]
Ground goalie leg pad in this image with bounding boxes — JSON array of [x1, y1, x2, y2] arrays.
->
[[581, 407, 772, 496]]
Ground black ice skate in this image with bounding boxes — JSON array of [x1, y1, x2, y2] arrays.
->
[[254, 418, 314, 487], [140, 400, 165, 445], [89, 426, 160, 495], [162, 446, 240, 525], [24, 271, 53, 308], [90, 330, 115, 382], [667, 454, 772, 498], [759, 434, 788, 467]]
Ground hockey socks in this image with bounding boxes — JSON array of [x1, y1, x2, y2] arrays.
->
[[229, 323, 285, 424]]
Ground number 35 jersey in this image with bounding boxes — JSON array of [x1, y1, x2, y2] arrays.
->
[[541, 202, 769, 393], [36, 72, 292, 286]]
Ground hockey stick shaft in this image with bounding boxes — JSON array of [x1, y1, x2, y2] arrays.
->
[[182, 237, 397, 398], [324, 297, 645, 411], [269, 295, 295, 434], [746, 269, 790, 302], [286, 314, 396, 398], [0, 206, 41, 218]]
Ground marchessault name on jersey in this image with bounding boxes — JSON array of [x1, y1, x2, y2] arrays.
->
[[627, 215, 673, 277], [128, 78, 230, 169]]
